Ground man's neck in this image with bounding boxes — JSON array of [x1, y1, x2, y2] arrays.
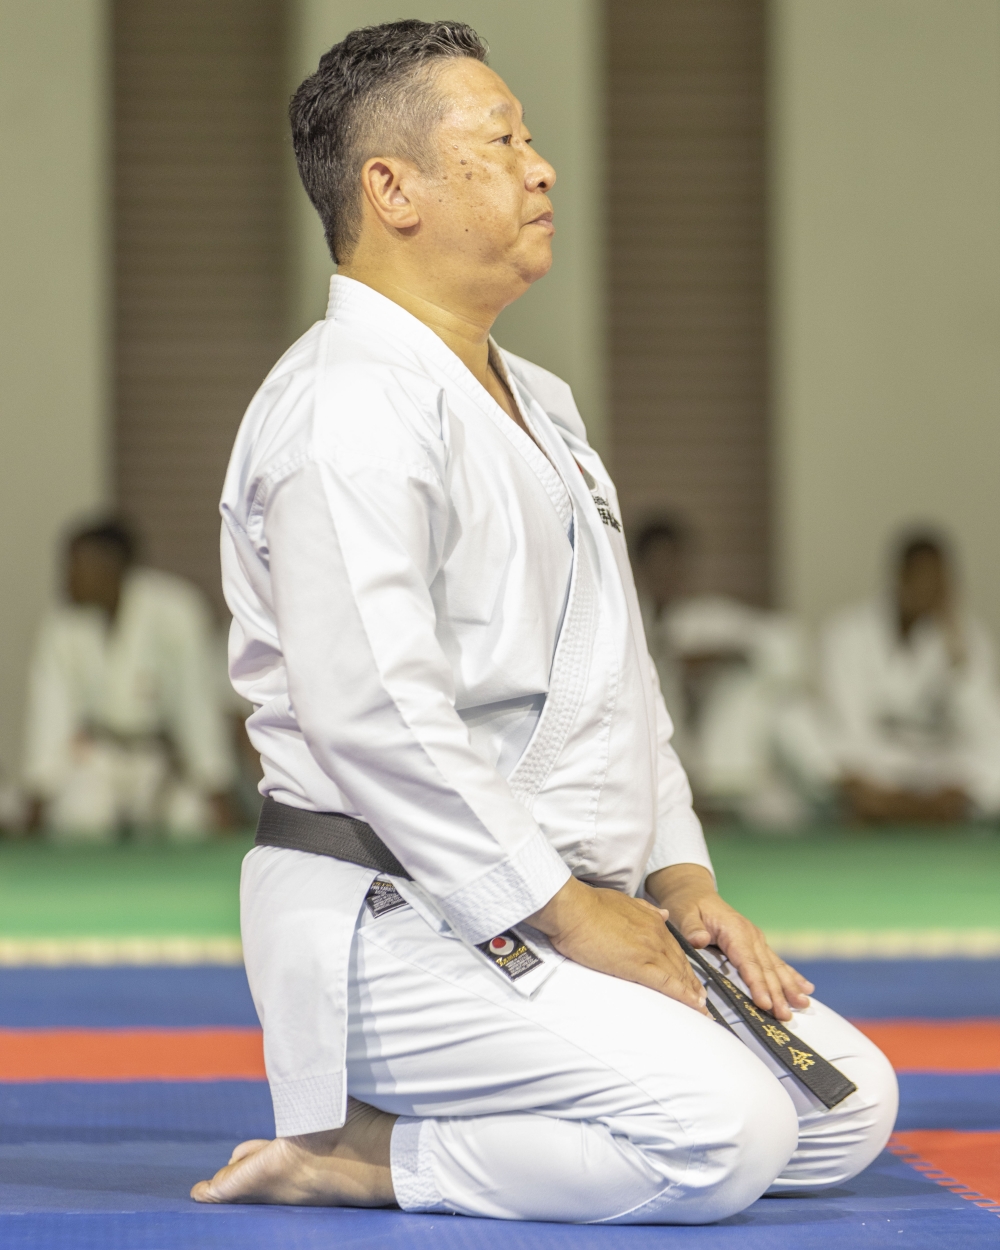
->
[[338, 265, 496, 386]]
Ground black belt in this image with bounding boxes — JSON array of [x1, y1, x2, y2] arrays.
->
[[255, 797, 412, 879], [666, 921, 857, 1108], [255, 797, 856, 1108]]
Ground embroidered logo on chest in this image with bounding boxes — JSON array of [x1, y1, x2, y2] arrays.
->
[[576, 460, 622, 533], [591, 493, 621, 532]]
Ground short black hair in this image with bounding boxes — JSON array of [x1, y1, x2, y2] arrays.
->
[[68, 518, 137, 565], [290, 20, 489, 263], [634, 516, 690, 562], [896, 527, 950, 571]]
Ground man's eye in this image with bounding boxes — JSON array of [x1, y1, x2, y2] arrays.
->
[[497, 134, 512, 145]]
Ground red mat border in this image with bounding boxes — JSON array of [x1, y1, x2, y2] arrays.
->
[[889, 1136, 1000, 1218]]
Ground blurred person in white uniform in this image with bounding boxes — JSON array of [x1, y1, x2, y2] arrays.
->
[[23, 519, 236, 841], [822, 531, 1000, 823], [634, 520, 833, 826], [192, 21, 895, 1223]]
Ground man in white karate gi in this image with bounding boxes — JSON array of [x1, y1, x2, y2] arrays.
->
[[823, 531, 1000, 823], [635, 520, 832, 826], [193, 21, 896, 1223], [24, 519, 235, 840]]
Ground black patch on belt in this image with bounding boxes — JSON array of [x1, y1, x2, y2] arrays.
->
[[476, 931, 542, 981], [364, 879, 409, 919], [667, 920, 858, 1110]]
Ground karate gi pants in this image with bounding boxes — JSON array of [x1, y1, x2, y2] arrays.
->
[[245, 850, 897, 1225], [45, 740, 210, 842]]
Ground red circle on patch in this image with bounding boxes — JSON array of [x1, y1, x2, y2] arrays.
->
[[490, 936, 515, 956]]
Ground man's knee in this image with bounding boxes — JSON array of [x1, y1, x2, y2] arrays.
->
[[644, 1053, 798, 1225], [840, 1042, 898, 1179], [775, 1034, 899, 1192]]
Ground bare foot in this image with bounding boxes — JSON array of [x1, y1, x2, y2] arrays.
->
[[191, 1097, 397, 1207]]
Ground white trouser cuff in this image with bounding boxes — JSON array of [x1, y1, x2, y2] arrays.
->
[[390, 1116, 447, 1212], [271, 1072, 345, 1137]]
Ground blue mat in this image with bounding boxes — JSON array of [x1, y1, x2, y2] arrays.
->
[[792, 959, 1000, 1019], [0, 1149, 996, 1248], [0, 1082, 274, 1144], [4, 1072, 996, 1143], [0, 968, 259, 1028], [896, 1073, 1000, 1130], [3, 959, 996, 1030], [2, 961, 998, 1246]]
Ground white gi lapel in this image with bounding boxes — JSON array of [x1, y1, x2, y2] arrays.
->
[[505, 516, 598, 808]]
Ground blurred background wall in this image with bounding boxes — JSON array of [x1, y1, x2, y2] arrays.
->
[[0, 0, 110, 773], [113, 0, 287, 618], [609, 1, 771, 604], [771, 0, 1000, 638], [2, 0, 1000, 774]]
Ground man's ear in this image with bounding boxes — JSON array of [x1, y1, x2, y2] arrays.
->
[[359, 157, 421, 232]]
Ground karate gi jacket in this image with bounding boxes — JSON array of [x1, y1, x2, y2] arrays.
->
[[24, 567, 235, 798], [822, 599, 1000, 815], [222, 276, 712, 949]]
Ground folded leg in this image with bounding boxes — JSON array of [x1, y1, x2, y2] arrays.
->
[[695, 947, 898, 1193], [348, 904, 798, 1223]]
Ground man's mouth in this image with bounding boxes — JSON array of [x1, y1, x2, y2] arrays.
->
[[528, 211, 555, 232]]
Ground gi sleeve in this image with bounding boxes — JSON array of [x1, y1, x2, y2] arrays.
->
[[642, 655, 715, 884], [264, 455, 571, 946], [22, 616, 78, 799], [160, 587, 236, 794]]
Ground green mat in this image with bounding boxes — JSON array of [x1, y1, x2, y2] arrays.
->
[[0, 828, 996, 940], [0, 836, 254, 938], [707, 827, 1000, 933]]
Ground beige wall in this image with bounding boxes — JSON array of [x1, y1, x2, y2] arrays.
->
[[0, 1, 110, 773], [771, 0, 1000, 639], [288, 1, 607, 453]]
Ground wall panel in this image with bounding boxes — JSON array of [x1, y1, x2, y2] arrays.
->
[[608, 0, 770, 602], [114, 0, 286, 613], [771, 0, 1000, 638], [0, 0, 109, 772]]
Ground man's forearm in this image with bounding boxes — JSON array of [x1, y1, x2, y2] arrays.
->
[[645, 863, 715, 909]]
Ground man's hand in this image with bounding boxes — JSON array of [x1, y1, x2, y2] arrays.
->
[[527, 877, 710, 1015], [645, 864, 814, 1022]]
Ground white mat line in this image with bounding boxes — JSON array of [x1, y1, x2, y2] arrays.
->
[[1, 928, 998, 966], [0, 936, 244, 966], [767, 928, 1000, 958]]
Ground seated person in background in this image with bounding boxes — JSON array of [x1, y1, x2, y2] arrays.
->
[[635, 518, 833, 826], [214, 627, 265, 825], [23, 519, 236, 841], [822, 530, 1000, 823]]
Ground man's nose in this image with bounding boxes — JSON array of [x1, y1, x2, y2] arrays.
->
[[526, 151, 557, 193]]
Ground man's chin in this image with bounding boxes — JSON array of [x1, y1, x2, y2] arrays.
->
[[514, 245, 554, 288]]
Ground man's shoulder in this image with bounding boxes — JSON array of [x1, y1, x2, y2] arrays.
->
[[222, 319, 450, 523], [499, 349, 588, 444], [239, 321, 445, 462]]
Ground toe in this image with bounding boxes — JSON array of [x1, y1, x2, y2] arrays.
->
[[229, 1138, 271, 1165]]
